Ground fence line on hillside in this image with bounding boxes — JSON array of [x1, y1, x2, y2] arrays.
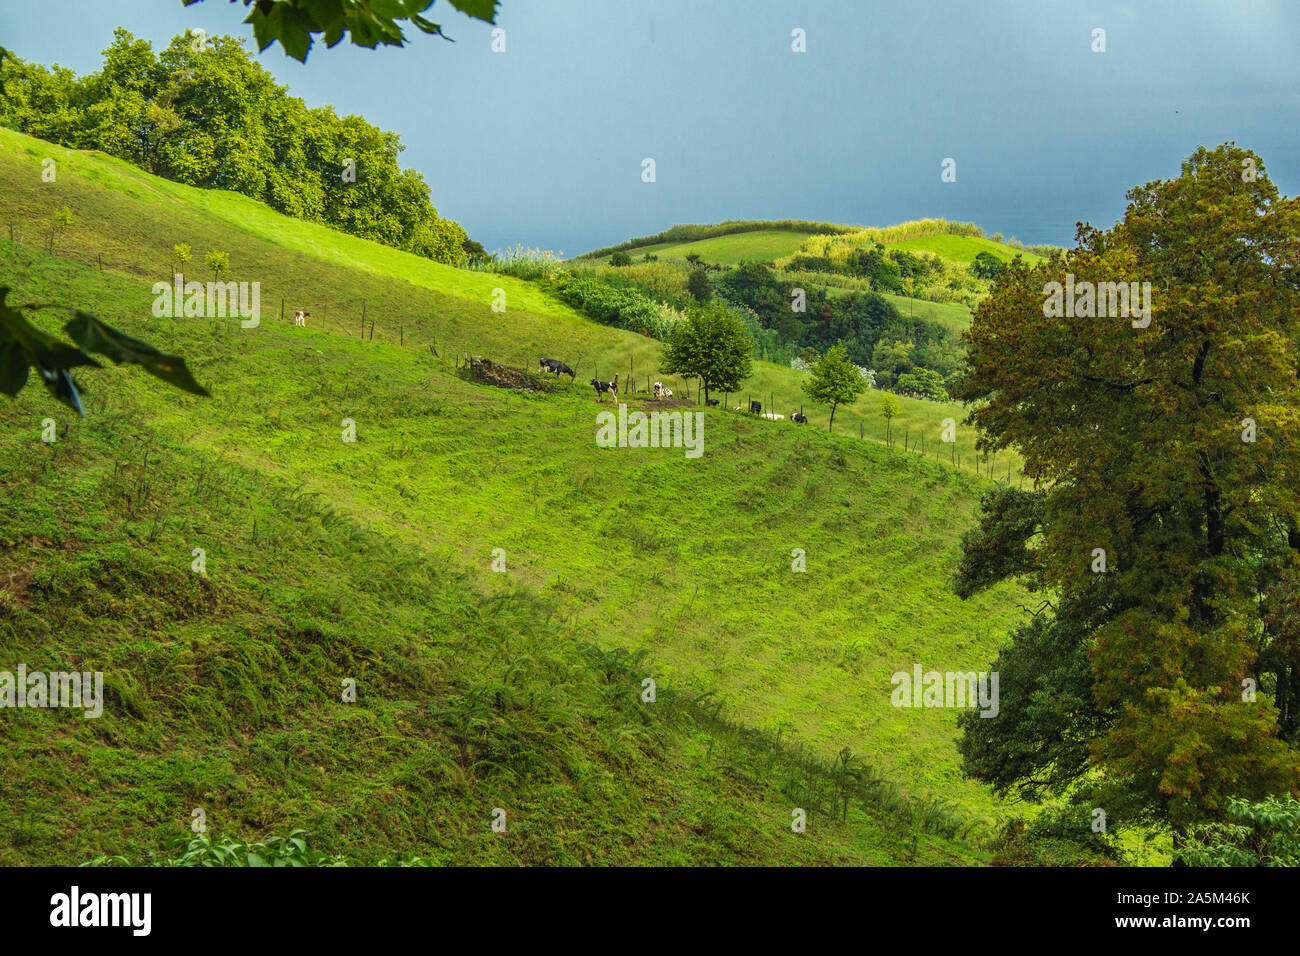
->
[[0, 232, 1023, 487]]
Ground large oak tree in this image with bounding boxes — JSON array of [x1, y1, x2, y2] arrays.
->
[[953, 144, 1300, 835]]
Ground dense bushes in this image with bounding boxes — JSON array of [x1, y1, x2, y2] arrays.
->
[[716, 261, 960, 378], [552, 274, 684, 339], [0, 30, 470, 263], [971, 251, 1004, 280], [779, 239, 987, 307], [550, 254, 964, 390]]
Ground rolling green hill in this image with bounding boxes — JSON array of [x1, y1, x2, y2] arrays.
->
[[0, 126, 1033, 864], [593, 229, 813, 265], [885, 233, 1047, 267]]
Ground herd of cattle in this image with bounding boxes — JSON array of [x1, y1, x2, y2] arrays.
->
[[283, 315, 813, 421], [540, 357, 810, 422]]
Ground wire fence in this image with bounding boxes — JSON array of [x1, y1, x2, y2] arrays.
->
[[0, 231, 1025, 487]]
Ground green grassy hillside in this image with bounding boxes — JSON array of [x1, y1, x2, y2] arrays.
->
[[0, 128, 1012, 476], [0, 127, 1032, 863], [594, 229, 813, 265], [885, 234, 1046, 267]]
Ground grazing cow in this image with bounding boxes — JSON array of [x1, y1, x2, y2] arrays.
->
[[540, 358, 576, 380], [293, 310, 311, 327], [749, 400, 762, 415], [590, 373, 619, 401], [760, 412, 786, 421], [791, 412, 808, 424], [705, 398, 720, 407]]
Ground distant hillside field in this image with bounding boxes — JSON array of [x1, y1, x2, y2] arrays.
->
[[595, 229, 814, 265], [885, 233, 1047, 266]]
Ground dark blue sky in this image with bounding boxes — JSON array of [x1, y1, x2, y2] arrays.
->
[[4, 0, 1297, 255]]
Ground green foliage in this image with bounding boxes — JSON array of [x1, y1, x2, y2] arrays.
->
[[203, 249, 230, 280], [870, 339, 914, 389], [48, 206, 73, 254], [553, 274, 670, 336], [951, 486, 1044, 601], [85, 829, 352, 867], [988, 807, 1121, 866], [609, 251, 632, 267], [660, 300, 753, 400], [954, 143, 1300, 830], [0, 286, 207, 416], [895, 367, 948, 402], [172, 242, 192, 272], [878, 392, 899, 444], [485, 244, 565, 281], [1177, 796, 1300, 866], [879, 393, 899, 421], [801, 342, 865, 431], [461, 237, 489, 264], [970, 250, 1004, 281], [687, 266, 712, 303], [0, 31, 472, 264], [956, 607, 1103, 804], [184, 0, 498, 62]]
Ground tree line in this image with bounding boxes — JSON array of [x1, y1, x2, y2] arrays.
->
[[0, 29, 472, 264]]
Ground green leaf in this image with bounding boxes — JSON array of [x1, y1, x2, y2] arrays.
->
[[301, 0, 349, 45], [0, 288, 100, 414], [64, 311, 210, 397], [0, 341, 30, 397], [408, 13, 450, 39], [446, 0, 498, 23], [37, 366, 86, 417], [371, 0, 412, 19]]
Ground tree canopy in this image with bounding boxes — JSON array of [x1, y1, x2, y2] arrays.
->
[[953, 143, 1300, 833], [801, 341, 865, 431], [0, 29, 470, 263], [185, 0, 498, 62], [660, 301, 753, 402]]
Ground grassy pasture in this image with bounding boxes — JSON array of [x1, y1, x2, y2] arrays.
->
[[886, 233, 1047, 267], [591, 229, 813, 265], [0, 126, 1038, 862]]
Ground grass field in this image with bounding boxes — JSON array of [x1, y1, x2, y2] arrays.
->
[[822, 288, 975, 338], [591, 229, 813, 265], [885, 234, 1047, 267], [0, 126, 1034, 863]]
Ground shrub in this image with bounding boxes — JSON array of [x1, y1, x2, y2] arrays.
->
[[688, 266, 712, 302], [971, 251, 1004, 281]]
